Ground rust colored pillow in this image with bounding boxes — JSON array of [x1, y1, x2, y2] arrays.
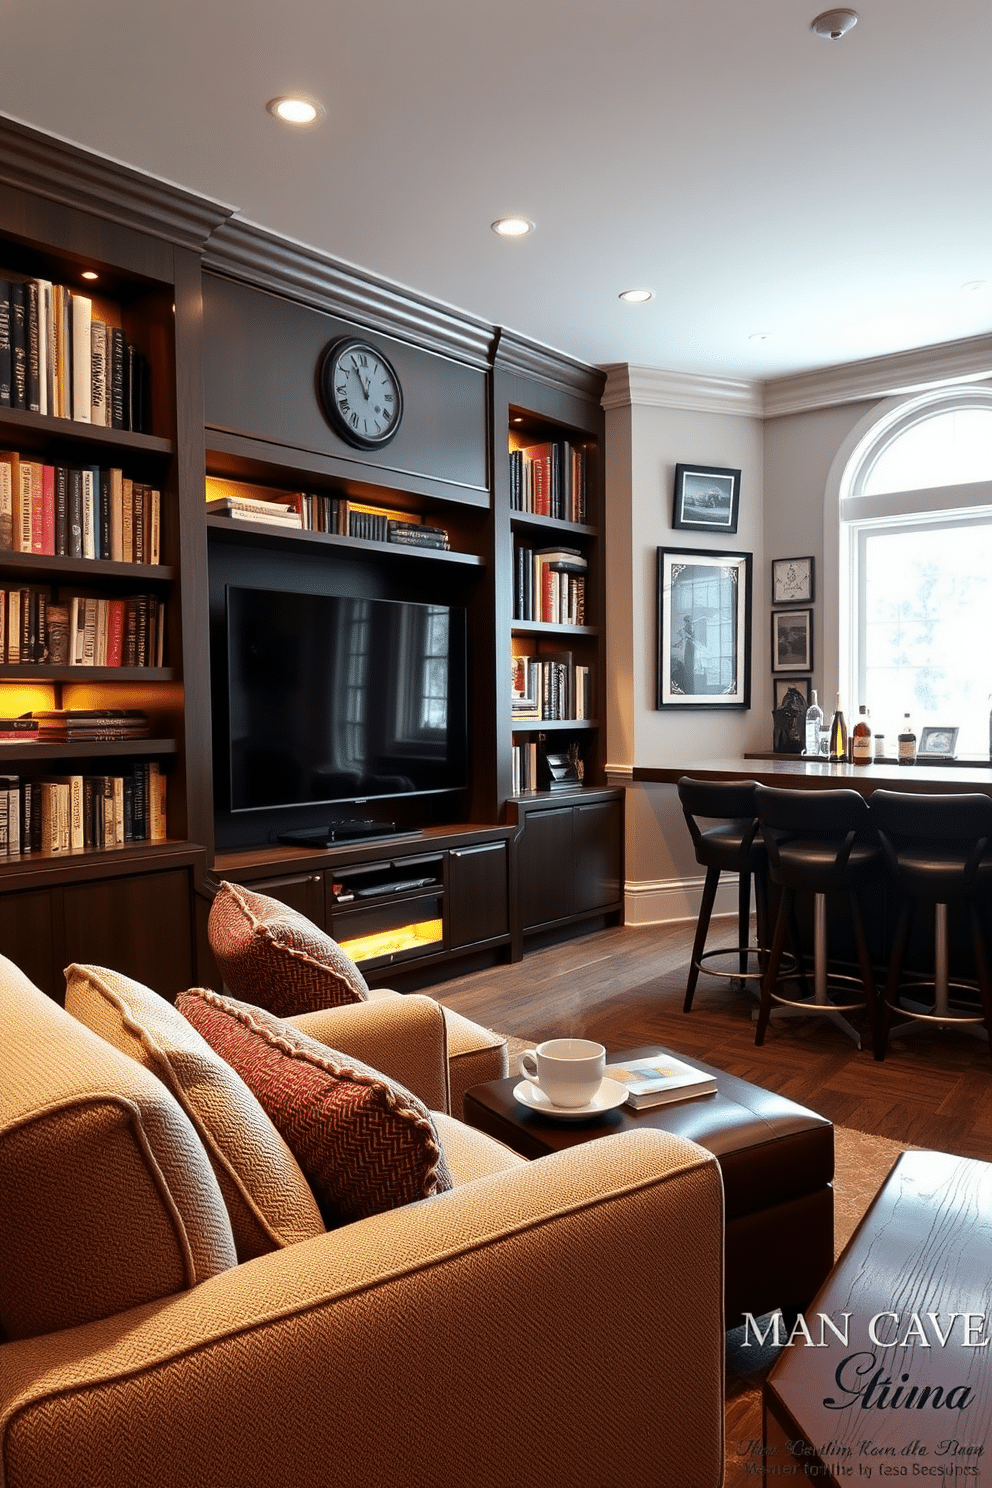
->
[[208, 881, 369, 1015], [177, 988, 453, 1227]]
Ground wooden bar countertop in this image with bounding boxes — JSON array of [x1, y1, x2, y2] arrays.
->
[[632, 754, 992, 797]]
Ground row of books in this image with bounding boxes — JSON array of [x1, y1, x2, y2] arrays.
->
[[0, 709, 151, 743], [0, 590, 165, 668], [510, 739, 586, 795], [0, 451, 160, 563], [509, 440, 588, 524], [0, 278, 150, 431], [206, 490, 451, 550], [0, 763, 167, 855], [513, 543, 588, 625], [511, 653, 592, 721]]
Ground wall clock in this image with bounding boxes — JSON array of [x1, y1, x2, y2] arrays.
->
[[319, 337, 404, 449]]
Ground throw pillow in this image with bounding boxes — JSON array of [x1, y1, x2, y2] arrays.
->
[[65, 964, 325, 1261], [208, 880, 369, 1014], [177, 988, 453, 1227]]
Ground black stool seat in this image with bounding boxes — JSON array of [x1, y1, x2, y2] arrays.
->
[[677, 777, 772, 1012], [869, 790, 992, 1061], [754, 785, 882, 1051]]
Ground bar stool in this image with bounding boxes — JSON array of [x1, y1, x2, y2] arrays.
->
[[869, 790, 992, 1061], [677, 776, 772, 1012], [754, 785, 882, 1051]]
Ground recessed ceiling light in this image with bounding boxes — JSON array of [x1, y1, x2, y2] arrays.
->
[[80, 271, 98, 281], [810, 9, 858, 40], [962, 280, 989, 293], [491, 217, 534, 238], [618, 288, 654, 304], [266, 96, 324, 125], [748, 332, 774, 343]]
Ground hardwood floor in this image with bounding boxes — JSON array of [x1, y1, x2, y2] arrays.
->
[[436, 919, 992, 1158]]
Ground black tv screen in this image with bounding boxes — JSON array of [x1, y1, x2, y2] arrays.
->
[[225, 586, 468, 813]]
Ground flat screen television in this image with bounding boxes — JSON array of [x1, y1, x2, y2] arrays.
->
[[223, 585, 468, 814]]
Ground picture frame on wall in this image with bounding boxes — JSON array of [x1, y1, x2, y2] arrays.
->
[[771, 556, 815, 604], [672, 463, 741, 534], [657, 546, 752, 708], [771, 607, 813, 672], [774, 676, 811, 709]]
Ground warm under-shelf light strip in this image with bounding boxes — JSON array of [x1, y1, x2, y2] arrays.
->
[[338, 919, 443, 965]]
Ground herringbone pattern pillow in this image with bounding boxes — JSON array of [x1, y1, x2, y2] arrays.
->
[[177, 988, 453, 1227], [208, 881, 369, 1014]]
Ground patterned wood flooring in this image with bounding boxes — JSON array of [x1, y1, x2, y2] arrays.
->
[[435, 919, 992, 1159]]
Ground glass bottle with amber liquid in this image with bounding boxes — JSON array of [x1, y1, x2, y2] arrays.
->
[[828, 693, 848, 762], [851, 704, 872, 765], [898, 713, 917, 765]]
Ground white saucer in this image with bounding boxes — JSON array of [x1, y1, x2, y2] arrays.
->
[[512, 1077, 628, 1120]]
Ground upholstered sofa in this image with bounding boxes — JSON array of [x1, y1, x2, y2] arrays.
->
[[0, 954, 727, 1488]]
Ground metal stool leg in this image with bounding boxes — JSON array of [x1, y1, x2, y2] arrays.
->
[[887, 900, 989, 1045]]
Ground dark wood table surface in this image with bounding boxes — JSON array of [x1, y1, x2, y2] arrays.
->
[[763, 1150, 992, 1484]]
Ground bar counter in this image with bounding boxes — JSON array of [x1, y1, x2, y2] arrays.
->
[[633, 754, 992, 797]]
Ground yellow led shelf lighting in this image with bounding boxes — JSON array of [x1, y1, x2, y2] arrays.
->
[[338, 919, 443, 965]]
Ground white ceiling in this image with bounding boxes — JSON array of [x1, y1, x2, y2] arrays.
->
[[3, 0, 990, 380]]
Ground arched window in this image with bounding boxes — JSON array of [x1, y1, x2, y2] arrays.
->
[[840, 388, 992, 757]]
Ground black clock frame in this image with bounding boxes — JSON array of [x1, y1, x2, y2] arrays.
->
[[318, 336, 404, 450]]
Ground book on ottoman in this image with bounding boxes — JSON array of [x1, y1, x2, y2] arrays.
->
[[605, 1054, 717, 1109]]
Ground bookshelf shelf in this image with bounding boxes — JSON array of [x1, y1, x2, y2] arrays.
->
[[511, 620, 598, 638], [0, 552, 174, 581], [0, 738, 176, 762], [0, 666, 173, 682], [510, 719, 598, 733], [0, 406, 174, 459], [509, 512, 597, 539], [205, 514, 483, 567]]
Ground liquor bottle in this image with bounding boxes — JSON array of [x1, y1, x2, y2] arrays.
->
[[898, 713, 917, 766], [828, 693, 848, 762], [851, 705, 872, 765], [804, 689, 823, 756]]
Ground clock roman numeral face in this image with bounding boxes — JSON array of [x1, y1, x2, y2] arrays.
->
[[329, 343, 402, 444]]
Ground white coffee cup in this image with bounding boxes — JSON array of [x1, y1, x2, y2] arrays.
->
[[518, 1038, 606, 1109]]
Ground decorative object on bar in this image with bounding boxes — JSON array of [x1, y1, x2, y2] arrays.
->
[[828, 693, 848, 762], [917, 726, 959, 760], [851, 705, 872, 765], [874, 731, 886, 760], [772, 684, 808, 754], [770, 606, 812, 673], [771, 556, 815, 605], [898, 712, 917, 765], [804, 688, 824, 757], [656, 547, 752, 709], [671, 463, 741, 535]]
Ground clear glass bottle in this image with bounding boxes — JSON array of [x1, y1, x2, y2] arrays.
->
[[852, 704, 872, 765], [828, 693, 848, 762], [898, 712, 917, 766], [874, 732, 885, 761], [804, 689, 824, 756]]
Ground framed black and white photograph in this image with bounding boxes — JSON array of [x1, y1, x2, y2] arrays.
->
[[774, 676, 811, 709], [918, 726, 959, 759], [672, 463, 741, 534], [771, 556, 815, 604], [656, 547, 752, 709], [771, 607, 813, 672]]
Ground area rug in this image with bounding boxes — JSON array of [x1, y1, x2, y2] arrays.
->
[[497, 1033, 913, 1487]]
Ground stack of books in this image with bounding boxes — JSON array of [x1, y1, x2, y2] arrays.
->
[[509, 440, 588, 523], [513, 543, 587, 625], [0, 453, 160, 563], [206, 493, 302, 528], [29, 709, 150, 741], [605, 1054, 718, 1110], [0, 277, 149, 429]]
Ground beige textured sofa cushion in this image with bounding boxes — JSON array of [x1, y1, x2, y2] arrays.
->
[[208, 881, 369, 1013], [178, 988, 454, 1227], [65, 964, 325, 1261], [0, 955, 236, 1341]]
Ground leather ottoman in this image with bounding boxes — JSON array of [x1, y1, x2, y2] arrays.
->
[[463, 1043, 833, 1329]]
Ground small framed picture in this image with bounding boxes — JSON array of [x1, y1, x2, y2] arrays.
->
[[771, 556, 815, 604], [672, 463, 741, 534], [918, 726, 959, 759], [774, 676, 811, 709], [771, 607, 813, 672]]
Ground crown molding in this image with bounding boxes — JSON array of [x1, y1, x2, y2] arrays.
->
[[0, 112, 235, 251], [601, 363, 762, 417], [762, 334, 992, 418], [493, 328, 605, 400], [202, 216, 496, 370]]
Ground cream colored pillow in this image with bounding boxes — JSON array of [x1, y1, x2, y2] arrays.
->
[[65, 964, 325, 1260]]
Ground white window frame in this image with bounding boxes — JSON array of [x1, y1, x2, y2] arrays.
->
[[829, 385, 992, 717]]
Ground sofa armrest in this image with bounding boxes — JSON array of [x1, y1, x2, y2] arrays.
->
[[0, 1130, 724, 1488], [286, 993, 450, 1112]]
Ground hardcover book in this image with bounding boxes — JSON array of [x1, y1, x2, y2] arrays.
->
[[604, 1054, 718, 1109]]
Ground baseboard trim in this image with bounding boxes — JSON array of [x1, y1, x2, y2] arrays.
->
[[624, 874, 739, 927]]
